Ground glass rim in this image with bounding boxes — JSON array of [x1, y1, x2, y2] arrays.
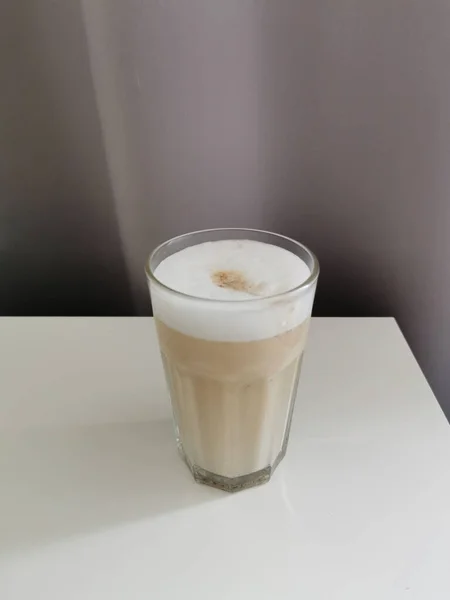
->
[[145, 227, 319, 304]]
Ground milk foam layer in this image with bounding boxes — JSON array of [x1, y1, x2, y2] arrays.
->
[[151, 239, 315, 342]]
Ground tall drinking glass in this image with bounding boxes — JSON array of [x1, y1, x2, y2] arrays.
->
[[146, 229, 319, 492]]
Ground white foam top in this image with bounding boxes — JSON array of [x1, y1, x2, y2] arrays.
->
[[150, 239, 315, 342]]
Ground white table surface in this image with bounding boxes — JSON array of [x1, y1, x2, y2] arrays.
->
[[1, 317, 450, 599]]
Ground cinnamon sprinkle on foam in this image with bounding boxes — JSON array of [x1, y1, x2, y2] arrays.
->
[[211, 270, 263, 296]]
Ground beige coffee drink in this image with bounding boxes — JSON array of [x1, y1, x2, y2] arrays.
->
[[147, 230, 318, 492]]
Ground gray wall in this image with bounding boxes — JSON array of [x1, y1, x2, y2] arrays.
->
[[1, 2, 449, 410], [0, 0, 133, 315]]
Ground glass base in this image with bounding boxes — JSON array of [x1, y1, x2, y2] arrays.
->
[[178, 443, 286, 492], [191, 465, 271, 492]]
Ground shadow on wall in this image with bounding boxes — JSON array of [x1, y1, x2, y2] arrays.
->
[[257, 0, 394, 319], [0, 0, 133, 315], [274, 198, 394, 319]]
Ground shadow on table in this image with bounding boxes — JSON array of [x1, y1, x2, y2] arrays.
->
[[0, 420, 223, 555]]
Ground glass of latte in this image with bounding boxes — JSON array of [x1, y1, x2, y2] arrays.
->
[[146, 229, 319, 492]]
